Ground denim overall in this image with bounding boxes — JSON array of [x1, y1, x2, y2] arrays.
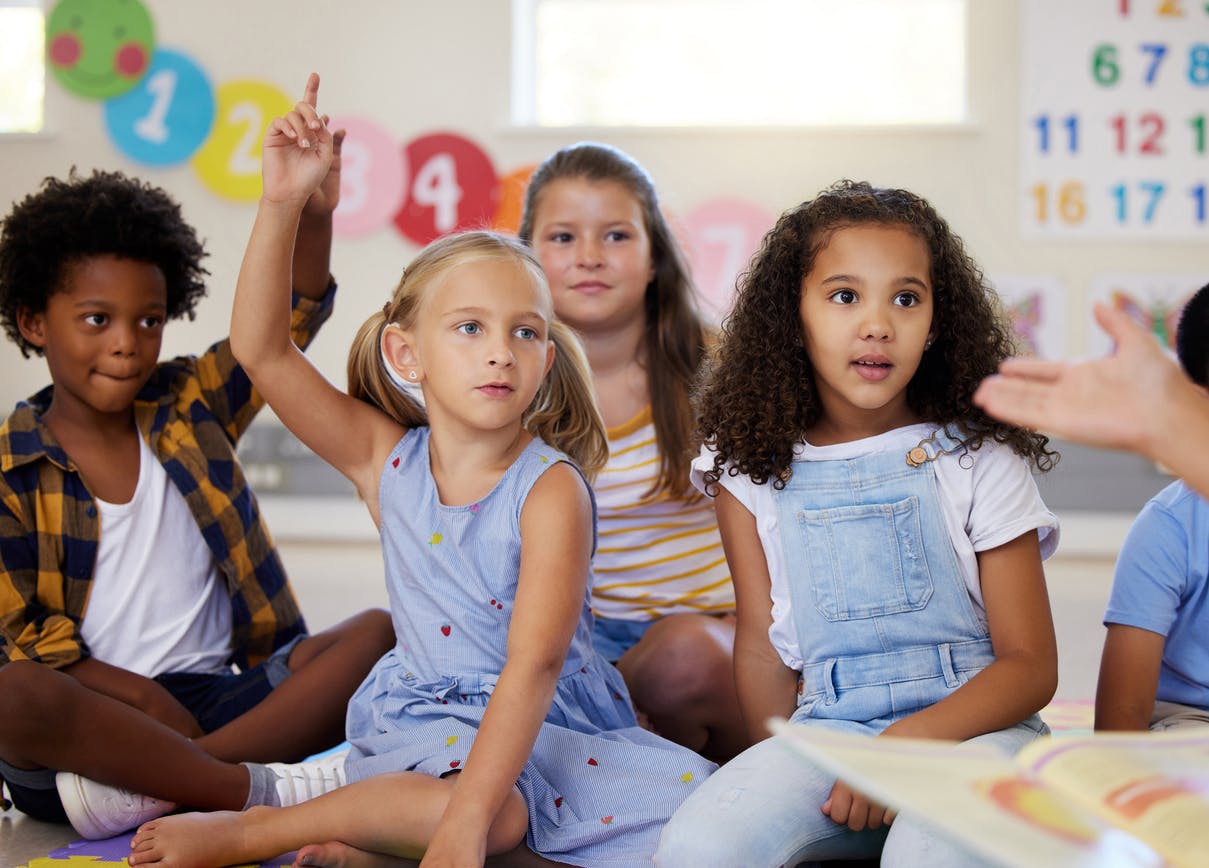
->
[[779, 427, 994, 726], [654, 429, 1047, 867]]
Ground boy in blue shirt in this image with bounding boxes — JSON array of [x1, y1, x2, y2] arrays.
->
[[1096, 282, 1209, 731], [0, 159, 393, 838]]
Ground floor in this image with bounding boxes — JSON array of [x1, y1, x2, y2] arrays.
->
[[1, 542, 1117, 866]]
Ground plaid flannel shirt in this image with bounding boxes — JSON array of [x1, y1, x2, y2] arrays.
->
[[0, 284, 335, 671]]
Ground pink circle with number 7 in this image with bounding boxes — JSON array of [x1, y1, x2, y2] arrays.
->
[[678, 198, 776, 324], [327, 115, 408, 238]]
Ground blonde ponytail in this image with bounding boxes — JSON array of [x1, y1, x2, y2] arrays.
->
[[525, 319, 608, 479]]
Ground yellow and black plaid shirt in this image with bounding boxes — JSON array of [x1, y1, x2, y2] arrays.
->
[[0, 285, 334, 672]]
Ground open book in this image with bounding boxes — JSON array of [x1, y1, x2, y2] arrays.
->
[[771, 719, 1209, 868]]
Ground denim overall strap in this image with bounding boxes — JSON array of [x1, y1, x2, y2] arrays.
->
[[775, 428, 994, 724]]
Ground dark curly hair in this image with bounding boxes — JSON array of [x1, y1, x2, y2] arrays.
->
[[697, 180, 1057, 491], [0, 169, 209, 358], [1177, 281, 1209, 386]]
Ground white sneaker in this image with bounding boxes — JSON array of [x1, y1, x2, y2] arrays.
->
[[266, 747, 349, 807], [55, 772, 176, 840]]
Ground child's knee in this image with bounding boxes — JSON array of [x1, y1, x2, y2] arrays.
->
[[349, 607, 395, 653], [624, 617, 731, 707], [294, 608, 394, 668], [655, 804, 741, 867], [882, 814, 982, 867], [486, 789, 529, 855], [0, 662, 71, 731]]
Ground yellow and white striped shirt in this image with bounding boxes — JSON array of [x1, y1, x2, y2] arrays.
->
[[591, 407, 734, 621]]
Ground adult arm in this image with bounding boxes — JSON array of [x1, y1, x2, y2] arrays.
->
[[974, 303, 1209, 499], [424, 463, 593, 865]]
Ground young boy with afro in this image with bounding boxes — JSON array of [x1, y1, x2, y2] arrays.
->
[[1095, 282, 1209, 732], [0, 162, 394, 839]]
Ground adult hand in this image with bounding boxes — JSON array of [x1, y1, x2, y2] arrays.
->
[[974, 303, 1182, 459]]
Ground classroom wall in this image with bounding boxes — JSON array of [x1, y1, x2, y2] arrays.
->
[[1, 0, 1198, 542]]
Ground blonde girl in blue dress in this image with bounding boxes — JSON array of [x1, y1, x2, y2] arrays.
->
[[128, 74, 713, 868]]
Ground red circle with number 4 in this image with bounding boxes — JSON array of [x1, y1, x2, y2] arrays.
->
[[393, 132, 499, 246]]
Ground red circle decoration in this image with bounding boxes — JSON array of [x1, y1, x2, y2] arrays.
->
[[394, 132, 500, 246]]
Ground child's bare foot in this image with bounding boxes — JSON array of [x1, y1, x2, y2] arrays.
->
[[291, 842, 563, 868], [128, 810, 268, 868], [294, 841, 420, 867]]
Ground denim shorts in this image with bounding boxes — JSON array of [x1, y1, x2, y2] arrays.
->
[[591, 615, 656, 663], [0, 634, 304, 822]]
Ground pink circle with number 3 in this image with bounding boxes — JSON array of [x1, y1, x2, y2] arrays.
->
[[328, 115, 408, 238]]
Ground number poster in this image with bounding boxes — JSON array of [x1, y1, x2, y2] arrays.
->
[[1022, 0, 1209, 237]]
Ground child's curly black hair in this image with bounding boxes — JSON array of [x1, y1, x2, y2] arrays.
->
[[0, 168, 209, 358], [697, 180, 1057, 491], [1177, 282, 1209, 386]]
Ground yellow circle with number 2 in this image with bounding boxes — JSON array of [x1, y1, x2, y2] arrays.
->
[[192, 79, 292, 202]]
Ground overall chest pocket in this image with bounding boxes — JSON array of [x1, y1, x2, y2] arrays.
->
[[791, 495, 934, 621]]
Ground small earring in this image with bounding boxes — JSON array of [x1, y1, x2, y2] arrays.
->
[[407, 370, 418, 380], [924, 337, 934, 350]]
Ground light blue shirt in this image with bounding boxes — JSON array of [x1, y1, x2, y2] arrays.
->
[[1105, 480, 1209, 710]]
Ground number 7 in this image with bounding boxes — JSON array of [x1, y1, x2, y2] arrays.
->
[[1139, 43, 1168, 85]]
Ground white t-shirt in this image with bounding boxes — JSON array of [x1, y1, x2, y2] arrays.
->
[[81, 435, 233, 677], [690, 423, 1059, 670]]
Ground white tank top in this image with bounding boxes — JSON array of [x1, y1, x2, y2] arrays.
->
[[81, 435, 232, 677]]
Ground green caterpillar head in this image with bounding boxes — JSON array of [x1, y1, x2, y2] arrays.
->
[[46, 0, 155, 100]]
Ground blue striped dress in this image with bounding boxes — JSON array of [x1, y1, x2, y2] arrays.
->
[[343, 427, 716, 867]]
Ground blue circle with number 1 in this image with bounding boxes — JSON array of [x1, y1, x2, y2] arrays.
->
[[104, 48, 215, 167]]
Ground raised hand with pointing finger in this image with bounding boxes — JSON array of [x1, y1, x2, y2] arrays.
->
[[262, 72, 337, 207]]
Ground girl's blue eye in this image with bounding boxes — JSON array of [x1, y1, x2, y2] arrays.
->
[[515, 326, 537, 340], [457, 322, 481, 335]]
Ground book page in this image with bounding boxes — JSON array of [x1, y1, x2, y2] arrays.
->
[[1018, 730, 1209, 868], [771, 720, 1165, 868]]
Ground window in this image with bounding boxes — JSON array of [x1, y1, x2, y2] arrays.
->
[[513, 0, 967, 127], [0, 0, 44, 133]]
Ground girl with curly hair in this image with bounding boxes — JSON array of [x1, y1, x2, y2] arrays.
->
[[519, 143, 745, 762], [656, 180, 1061, 866]]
